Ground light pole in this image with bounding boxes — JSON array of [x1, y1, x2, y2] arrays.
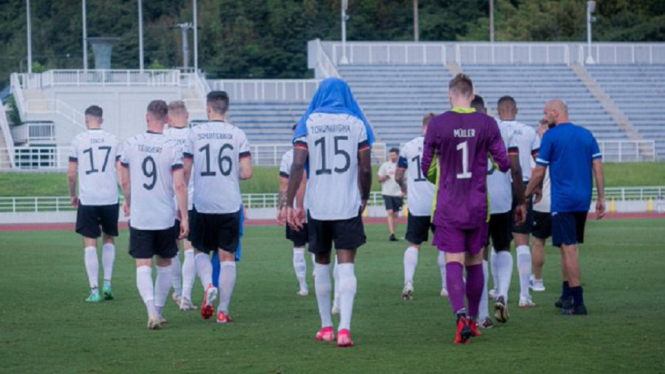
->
[[585, 1, 596, 64], [82, 0, 88, 71], [138, 0, 144, 71], [26, 0, 32, 73], [193, 0, 199, 73], [171, 23, 193, 70], [413, 0, 419, 42], [340, 0, 349, 64], [489, 0, 495, 42]]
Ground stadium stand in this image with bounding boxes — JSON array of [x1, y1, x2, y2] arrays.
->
[[585, 64, 665, 159]]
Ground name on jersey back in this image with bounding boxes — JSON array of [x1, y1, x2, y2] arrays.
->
[[454, 129, 476, 138], [138, 144, 162, 154], [311, 124, 351, 134], [198, 133, 233, 140], [90, 138, 106, 144]]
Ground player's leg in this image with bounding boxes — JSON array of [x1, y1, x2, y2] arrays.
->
[[76, 203, 104, 302], [99, 203, 119, 300], [560, 212, 587, 315], [179, 237, 197, 311], [477, 246, 493, 329], [402, 213, 427, 300], [464, 226, 486, 337], [489, 245, 498, 299], [437, 251, 448, 296], [489, 213, 513, 322], [383, 195, 397, 241], [215, 211, 241, 323], [552, 212, 575, 310], [153, 223, 178, 324], [333, 213, 365, 348], [130, 226, 160, 329], [170, 242, 183, 306], [288, 223, 309, 296], [310, 215, 335, 341], [531, 211, 551, 292], [514, 198, 534, 307], [190, 210, 214, 290], [331, 254, 340, 315]]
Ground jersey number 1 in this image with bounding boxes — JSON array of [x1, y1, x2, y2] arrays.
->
[[456, 141, 472, 179]]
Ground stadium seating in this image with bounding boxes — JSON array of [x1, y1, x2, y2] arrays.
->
[[585, 64, 665, 159], [225, 102, 308, 144], [338, 64, 452, 148]]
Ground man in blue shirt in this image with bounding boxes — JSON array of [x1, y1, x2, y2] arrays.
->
[[525, 99, 605, 316]]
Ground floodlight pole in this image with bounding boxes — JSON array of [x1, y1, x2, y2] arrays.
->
[[26, 0, 33, 73], [340, 0, 349, 64], [82, 0, 88, 71], [138, 0, 144, 71], [585, 1, 596, 64], [489, 0, 495, 42], [413, 0, 419, 42], [193, 0, 199, 73]]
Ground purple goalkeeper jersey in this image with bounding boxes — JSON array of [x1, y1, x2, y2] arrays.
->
[[421, 109, 510, 229]]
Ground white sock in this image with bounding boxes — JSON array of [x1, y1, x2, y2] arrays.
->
[[496, 250, 514, 302], [101, 243, 115, 284], [403, 247, 419, 285], [154, 265, 172, 317], [195, 252, 213, 289], [333, 256, 340, 306], [84, 246, 99, 289], [478, 260, 490, 320], [181, 249, 196, 301], [171, 252, 182, 296], [437, 251, 447, 290], [337, 263, 357, 332], [314, 263, 333, 328], [293, 248, 308, 291], [516, 245, 532, 300], [490, 246, 498, 291], [136, 266, 156, 317], [217, 261, 236, 314]]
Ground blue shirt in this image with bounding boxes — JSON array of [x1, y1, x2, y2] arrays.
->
[[536, 123, 602, 213]]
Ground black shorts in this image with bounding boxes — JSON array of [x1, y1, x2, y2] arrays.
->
[[552, 211, 587, 247], [307, 211, 366, 254], [383, 195, 403, 212], [487, 212, 513, 251], [75, 202, 119, 239], [405, 213, 433, 245], [129, 223, 178, 259], [286, 222, 309, 248], [189, 209, 240, 254], [532, 211, 552, 240], [512, 191, 533, 235]]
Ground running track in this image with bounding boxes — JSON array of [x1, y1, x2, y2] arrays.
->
[[0, 213, 662, 232]]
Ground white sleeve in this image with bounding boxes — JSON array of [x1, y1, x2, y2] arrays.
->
[[279, 154, 290, 177], [69, 137, 78, 161]]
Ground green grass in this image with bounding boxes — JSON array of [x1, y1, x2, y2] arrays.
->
[[1, 220, 664, 373], [2, 162, 664, 197]]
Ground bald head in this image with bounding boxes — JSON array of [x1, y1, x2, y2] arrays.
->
[[542, 99, 569, 127]]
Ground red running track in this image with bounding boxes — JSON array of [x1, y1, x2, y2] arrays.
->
[[0, 212, 663, 232]]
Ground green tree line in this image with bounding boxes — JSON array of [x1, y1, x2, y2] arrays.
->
[[0, 0, 663, 89]]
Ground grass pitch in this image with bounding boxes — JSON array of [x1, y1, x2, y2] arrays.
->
[[1, 220, 664, 373]]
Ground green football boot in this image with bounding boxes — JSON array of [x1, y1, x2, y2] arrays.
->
[[86, 288, 102, 303], [102, 284, 114, 300]]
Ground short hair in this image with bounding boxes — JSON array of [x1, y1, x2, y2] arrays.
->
[[147, 100, 168, 122], [207, 91, 230, 114], [168, 100, 188, 115], [497, 96, 517, 110], [84, 105, 103, 118], [471, 95, 485, 113], [422, 112, 435, 125], [449, 73, 473, 97], [389, 148, 399, 155]]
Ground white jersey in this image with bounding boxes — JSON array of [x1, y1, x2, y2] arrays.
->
[[532, 152, 551, 213], [398, 136, 434, 217], [120, 132, 183, 230], [279, 149, 307, 210], [164, 126, 194, 210], [187, 121, 250, 214], [378, 161, 401, 197], [69, 129, 121, 206], [499, 120, 540, 181], [487, 121, 519, 214], [294, 112, 369, 220]]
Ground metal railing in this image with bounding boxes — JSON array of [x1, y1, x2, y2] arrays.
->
[[2, 187, 663, 214], [314, 39, 341, 78], [208, 80, 320, 102], [597, 140, 656, 162], [10, 73, 27, 118], [24, 100, 87, 130], [332, 42, 447, 65], [15, 70, 181, 89], [578, 44, 665, 64], [0, 102, 15, 168], [10, 123, 56, 144], [455, 43, 570, 65]]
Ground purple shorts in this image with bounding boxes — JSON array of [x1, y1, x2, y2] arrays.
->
[[432, 223, 488, 255]]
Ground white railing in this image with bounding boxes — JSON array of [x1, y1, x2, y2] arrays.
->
[[10, 73, 27, 118], [0, 103, 16, 168], [314, 39, 341, 78], [2, 187, 664, 214], [15, 70, 181, 89], [208, 80, 320, 102], [249, 143, 293, 166], [579, 44, 665, 64], [24, 100, 87, 130], [597, 140, 656, 162], [332, 42, 447, 65], [455, 43, 570, 65], [10, 123, 56, 144]]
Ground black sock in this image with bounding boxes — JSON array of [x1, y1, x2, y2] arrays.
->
[[570, 286, 584, 307], [561, 281, 571, 299]]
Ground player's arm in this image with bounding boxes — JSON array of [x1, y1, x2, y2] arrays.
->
[[285, 147, 307, 230], [120, 163, 131, 217], [183, 156, 193, 186], [525, 165, 546, 198], [592, 156, 605, 220], [358, 147, 372, 213], [277, 173, 289, 225], [420, 129, 436, 181], [509, 151, 525, 205], [239, 156, 252, 180], [173, 166, 189, 239], [67, 159, 78, 208], [395, 155, 408, 194]]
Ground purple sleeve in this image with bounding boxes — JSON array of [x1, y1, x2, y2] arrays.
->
[[421, 124, 436, 180], [487, 119, 510, 173]]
